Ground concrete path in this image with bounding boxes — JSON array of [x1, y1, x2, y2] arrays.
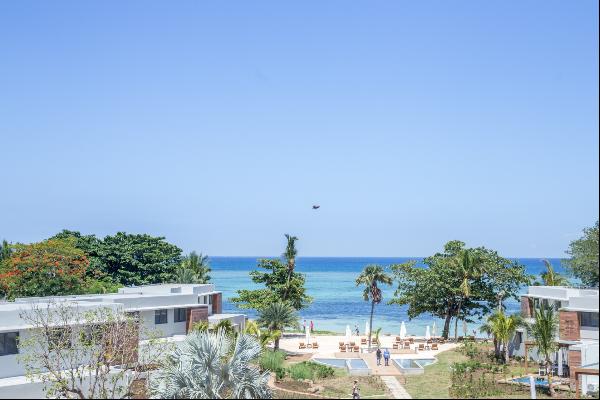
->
[[381, 376, 412, 399]]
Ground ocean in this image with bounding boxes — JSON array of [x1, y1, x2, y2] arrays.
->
[[210, 257, 565, 337]]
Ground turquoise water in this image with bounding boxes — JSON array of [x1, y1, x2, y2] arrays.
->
[[512, 377, 550, 387], [210, 256, 564, 335]]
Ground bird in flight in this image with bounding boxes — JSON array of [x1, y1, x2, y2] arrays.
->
[[312, 205, 320, 209]]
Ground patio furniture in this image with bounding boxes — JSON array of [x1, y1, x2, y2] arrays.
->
[[403, 341, 411, 349], [340, 346, 346, 352], [339, 341, 345, 347], [353, 345, 360, 352], [299, 342, 306, 349], [393, 343, 399, 350], [349, 342, 356, 347], [538, 364, 547, 376], [409, 338, 415, 344], [395, 336, 401, 342], [418, 343, 425, 351], [312, 342, 319, 349], [361, 338, 367, 345], [431, 343, 439, 351]]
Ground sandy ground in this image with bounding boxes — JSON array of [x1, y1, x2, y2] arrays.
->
[[278, 333, 459, 361]]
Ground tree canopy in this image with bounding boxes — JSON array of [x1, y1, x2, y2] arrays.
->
[[231, 258, 312, 311], [563, 221, 599, 288], [390, 240, 532, 338]]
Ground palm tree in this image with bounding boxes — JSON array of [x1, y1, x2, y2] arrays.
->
[[182, 251, 211, 283], [257, 302, 298, 350], [173, 266, 199, 284], [281, 234, 298, 302], [244, 320, 281, 349], [527, 305, 559, 397], [480, 311, 524, 363], [454, 249, 483, 341], [355, 264, 392, 351], [538, 259, 569, 287], [214, 319, 236, 336], [150, 329, 271, 399]]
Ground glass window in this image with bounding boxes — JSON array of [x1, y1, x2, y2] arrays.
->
[[155, 309, 168, 324], [0, 332, 19, 356], [580, 312, 599, 328], [174, 308, 187, 323]]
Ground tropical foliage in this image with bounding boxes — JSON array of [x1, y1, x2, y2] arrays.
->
[[527, 305, 559, 397], [536, 259, 569, 286], [0, 239, 11, 261], [356, 264, 392, 349], [281, 234, 298, 302], [150, 330, 271, 399], [390, 241, 532, 338], [173, 252, 211, 284], [479, 311, 524, 363], [563, 221, 599, 288], [257, 302, 298, 350]]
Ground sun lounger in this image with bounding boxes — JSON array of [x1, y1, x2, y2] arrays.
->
[[361, 338, 367, 345], [418, 343, 425, 351], [299, 342, 306, 349], [403, 341, 411, 349], [353, 345, 360, 352], [349, 342, 356, 347], [409, 338, 414, 344], [395, 336, 401, 342], [340, 346, 346, 352], [312, 342, 319, 349], [393, 343, 399, 350], [431, 343, 438, 351]]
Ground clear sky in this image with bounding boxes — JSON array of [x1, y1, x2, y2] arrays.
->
[[0, 1, 598, 258]]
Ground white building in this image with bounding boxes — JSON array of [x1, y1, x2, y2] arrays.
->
[[513, 286, 599, 395], [0, 284, 246, 398]]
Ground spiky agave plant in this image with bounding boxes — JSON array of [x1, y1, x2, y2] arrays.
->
[[150, 329, 272, 399]]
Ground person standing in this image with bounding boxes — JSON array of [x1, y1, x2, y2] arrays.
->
[[375, 347, 382, 366], [354, 324, 359, 336], [383, 348, 390, 366], [302, 319, 306, 331], [352, 380, 360, 399], [310, 320, 314, 332]]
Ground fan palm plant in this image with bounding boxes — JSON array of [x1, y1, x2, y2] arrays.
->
[[150, 329, 271, 399], [173, 265, 199, 284], [281, 234, 298, 302], [479, 311, 524, 363], [527, 305, 559, 397], [244, 320, 281, 348], [257, 302, 298, 350], [538, 259, 569, 287], [355, 264, 392, 351]]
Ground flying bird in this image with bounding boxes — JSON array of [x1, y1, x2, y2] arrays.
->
[[312, 205, 320, 209]]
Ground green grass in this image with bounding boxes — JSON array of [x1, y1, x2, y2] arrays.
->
[[402, 348, 468, 399]]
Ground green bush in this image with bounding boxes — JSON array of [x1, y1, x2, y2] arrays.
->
[[288, 361, 335, 381], [275, 367, 287, 381], [259, 350, 286, 372]]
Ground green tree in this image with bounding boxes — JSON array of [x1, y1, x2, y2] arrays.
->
[[527, 305, 559, 397], [281, 234, 298, 302], [453, 249, 484, 341], [150, 330, 271, 399], [231, 258, 312, 311], [0, 238, 89, 299], [172, 251, 211, 284], [390, 241, 531, 339], [0, 239, 12, 261], [355, 264, 392, 351], [536, 259, 569, 287], [257, 302, 298, 351], [563, 221, 599, 288]]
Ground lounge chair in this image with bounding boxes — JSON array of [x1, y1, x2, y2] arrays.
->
[[418, 343, 425, 351], [299, 342, 306, 349], [339, 341, 345, 347], [353, 345, 360, 352], [361, 338, 367, 345], [409, 338, 414, 344], [431, 343, 438, 351], [392, 343, 399, 350], [340, 346, 346, 352], [312, 342, 319, 349], [395, 336, 401, 342], [349, 341, 356, 347], [403, 341, 411, 349]]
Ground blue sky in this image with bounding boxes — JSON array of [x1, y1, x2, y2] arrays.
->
[[0, 1, 598, 257]]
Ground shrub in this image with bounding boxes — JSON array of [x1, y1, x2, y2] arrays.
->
[[259, 350, 286, 372], [288, 361, 334, 381]]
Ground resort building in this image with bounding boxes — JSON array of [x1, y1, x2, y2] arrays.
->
[[0, 284, 245, 398], [514, 285, 599, 395]]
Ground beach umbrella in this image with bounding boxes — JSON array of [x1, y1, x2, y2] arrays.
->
[[346, 325, 352, 343], [462, 320, 468, 337], [432, 321, 437, 339], [305, 324, 311, 345], [400, 321, 407, 340], [365, 321, 370, 336], [425, 325, 431, 341]]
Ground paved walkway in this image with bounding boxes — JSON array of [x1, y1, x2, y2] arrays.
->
[[381, 376, 412, 399]]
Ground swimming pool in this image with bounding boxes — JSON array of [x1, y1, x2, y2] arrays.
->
[[512, 377, 550, 387], [313, 358, 371, 375], [393, 358, 437, 374]]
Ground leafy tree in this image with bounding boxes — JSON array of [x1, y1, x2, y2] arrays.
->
[[453, 249, 484, 340], [355, 264, 392, 350], [0, 239, 12, 261], [257, 302, 298, 351], [527, 305, 559, 397], [536, 259, 569, 287], [281, 234, 298, 302], [231, 258, 312, 311], [0, 238, 90, 299], [563, 221, 599, 288], [390, 241, 532, 339], [150, 330, 271, 399]]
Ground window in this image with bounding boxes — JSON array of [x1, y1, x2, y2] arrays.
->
[[155, 309, 168, 324], [515, 331, 523, 344], [174, 308, 187, 323], [0, 332, 19, 356], [580, 312, 599, 328]]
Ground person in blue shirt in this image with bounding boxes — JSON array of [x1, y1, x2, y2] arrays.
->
[[383, 348, 390, 366]]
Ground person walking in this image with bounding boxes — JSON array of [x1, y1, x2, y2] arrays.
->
[[354, 324, 360, 336], [383, 348, 390, 366], [352, 380, 360, 399], [375, 347, 382, 366]]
